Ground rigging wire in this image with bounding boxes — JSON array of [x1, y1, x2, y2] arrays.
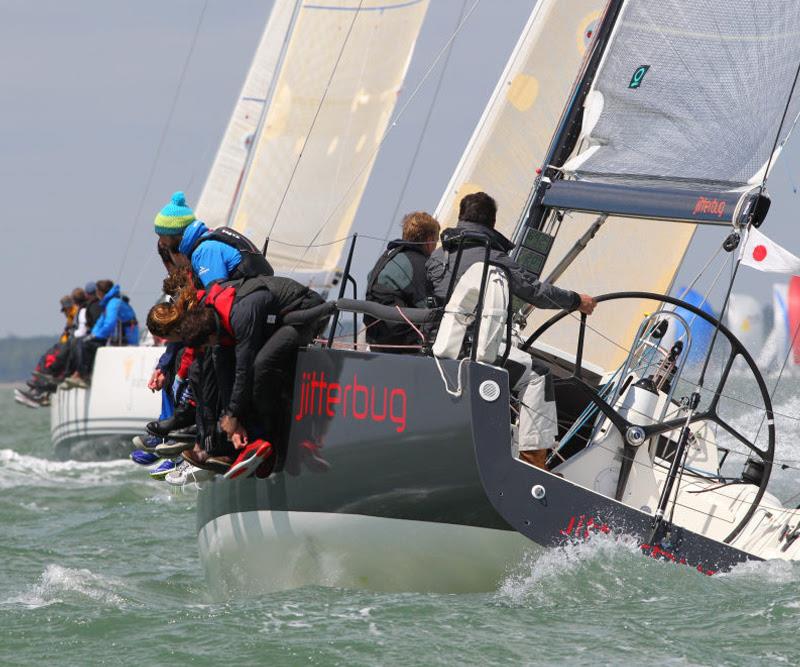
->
[[287, 0, 484, 273], [382, 0, 468, 243], [116, 0, 209, 283], [264, 0, 366, 242]]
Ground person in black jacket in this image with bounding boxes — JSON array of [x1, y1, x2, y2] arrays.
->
[[364, 211, 440, 353], [177, 276, 324, 464], [427, 192, 597, 470]]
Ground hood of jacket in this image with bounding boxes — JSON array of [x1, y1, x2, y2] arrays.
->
[[100, 284, 121, 307], [439, 220, 514, 254], [178, 220, 210, 257]]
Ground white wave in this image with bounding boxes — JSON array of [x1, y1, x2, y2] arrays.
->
[[721, 557, 800, 584], [497, 532, 641, 604], [0, 448, 134, 490], [1, 564, 126, 609]]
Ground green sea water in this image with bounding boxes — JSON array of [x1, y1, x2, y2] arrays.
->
[[2, 385, 800, 666]]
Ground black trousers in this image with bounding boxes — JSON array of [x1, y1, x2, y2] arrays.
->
[[252, 324, 313, 439], [78, 337, 106, 379]]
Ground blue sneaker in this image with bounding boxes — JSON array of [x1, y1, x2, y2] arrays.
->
[[132, 434, 164, 452], [148, 459, 177, 480], [130, 450, 160, 466]]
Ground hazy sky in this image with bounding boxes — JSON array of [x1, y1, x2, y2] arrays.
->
[[2, 0, 799, 337]]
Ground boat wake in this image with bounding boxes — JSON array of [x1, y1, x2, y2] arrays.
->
[[1, 564, 127, 610], [497, 532, 643, 604], [0, 448, 133, 490]]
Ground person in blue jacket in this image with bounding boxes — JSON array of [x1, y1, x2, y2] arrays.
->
[[154, 191, 272, 288], [68, 280, 139, 387]]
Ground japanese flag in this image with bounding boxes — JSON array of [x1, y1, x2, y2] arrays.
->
[[740, 227, 800, 274]]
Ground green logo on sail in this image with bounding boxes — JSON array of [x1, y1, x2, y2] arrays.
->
[[629, 65, 649, 89]]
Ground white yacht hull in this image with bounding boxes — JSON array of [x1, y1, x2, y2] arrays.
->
[[50, 346, 165, 460], [199, 510, 535, 596]]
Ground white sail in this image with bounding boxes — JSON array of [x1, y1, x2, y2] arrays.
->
[[195, 0, 298, 226], [229, 0, 429, 276], [436, 0, 606, 236], [726, 293, 766, 354], [758, 283, 790, 369], [434, 0, 695, 372]]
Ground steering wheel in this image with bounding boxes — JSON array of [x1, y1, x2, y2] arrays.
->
[[520, 291, 775, 544]]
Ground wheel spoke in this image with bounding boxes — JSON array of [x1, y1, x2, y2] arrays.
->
[[565, 377, 630, 433], [713, 415, 769, 459]]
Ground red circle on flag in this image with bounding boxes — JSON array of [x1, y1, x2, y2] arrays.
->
[[752, 245, 767, 261]]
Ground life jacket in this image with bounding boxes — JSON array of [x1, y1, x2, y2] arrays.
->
[[202, 276, 324, 344], [204, 283, 237, 339], [190, 227, 274, 280]]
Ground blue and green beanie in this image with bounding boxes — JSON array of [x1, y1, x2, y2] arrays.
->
[[154, 191, 196, 236]]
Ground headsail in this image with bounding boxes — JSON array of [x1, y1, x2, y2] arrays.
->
[[228, 0, 429, 277], [436, 0, 606, 238], [195, 0, 298, 227]]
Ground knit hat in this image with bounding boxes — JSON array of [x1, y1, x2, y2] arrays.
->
[[154, 191, 195, 236], [85, 281, 97, 295]]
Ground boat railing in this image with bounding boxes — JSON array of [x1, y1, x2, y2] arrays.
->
[[324, 232, 515, 365]]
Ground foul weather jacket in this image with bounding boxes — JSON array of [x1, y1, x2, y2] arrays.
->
[[205, 276, 324, 420], [425, 221, 580, 311], [90, 285, 139, 344], [178, 221, 273, 288]]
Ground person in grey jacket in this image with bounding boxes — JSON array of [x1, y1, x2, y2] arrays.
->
[[426, 192, 597, 470], [426, 192, 594, 313]]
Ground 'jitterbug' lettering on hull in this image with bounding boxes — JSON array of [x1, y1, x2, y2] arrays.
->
[[294, 372, 407, 433]]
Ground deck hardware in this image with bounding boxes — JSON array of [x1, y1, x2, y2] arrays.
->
[[531, 484, 546, 500], [478, 380, 501, 402], [625, 425, 646, 446]]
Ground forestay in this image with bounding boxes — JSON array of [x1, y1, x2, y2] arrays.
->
[[228, 0, 429, 277], [195, 0, 298, 227]]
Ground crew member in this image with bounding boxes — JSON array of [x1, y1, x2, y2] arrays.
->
[[426, 192, 597, 469], [175, 276, 325, 469], [153, 191, 273, 288], [71, 280, 139, 386], [364, 211, 440, 353]]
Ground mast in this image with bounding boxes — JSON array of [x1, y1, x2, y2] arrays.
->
[[513, 0, 624, 247]]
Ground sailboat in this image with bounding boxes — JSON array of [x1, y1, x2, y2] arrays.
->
[[759, 277, 800, 369], [49, 0, 429, 459], [195, 0, 800, 597]]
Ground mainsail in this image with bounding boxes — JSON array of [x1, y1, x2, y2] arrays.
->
[[224, 0, 429, 277], [194, 1, 299, 227], [550, 1, 800, 222]]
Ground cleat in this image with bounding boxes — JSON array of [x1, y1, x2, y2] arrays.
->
[[130, 450, 160, 466], [154, 440, 194, 457], [148, 459, 177, 480]]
